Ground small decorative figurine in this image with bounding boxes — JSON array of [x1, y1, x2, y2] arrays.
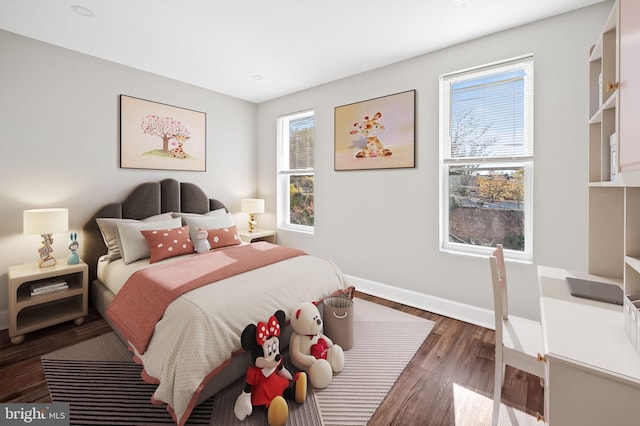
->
[[38, 235, 56, 267], [289, 301, 344, 389], [67, 232, 79, 265], [194, 227, 211, 253], [234, 310, 307, 425]]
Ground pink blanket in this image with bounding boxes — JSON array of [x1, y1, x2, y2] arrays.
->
[[106, 242, 306, 354]]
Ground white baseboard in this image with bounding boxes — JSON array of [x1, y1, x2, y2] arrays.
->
[[346, 274, 495, 330]]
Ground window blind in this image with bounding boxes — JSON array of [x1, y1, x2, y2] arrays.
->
[[288, 115, 314, 170], [442, 56, 534, 160]]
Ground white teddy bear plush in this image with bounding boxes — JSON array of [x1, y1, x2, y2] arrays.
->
[[194, 226, 211, 253], [289, 301, 344, 389]]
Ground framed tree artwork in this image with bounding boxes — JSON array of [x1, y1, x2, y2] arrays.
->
[[120, 95, 206, 171], [334, 90, 415, 171]]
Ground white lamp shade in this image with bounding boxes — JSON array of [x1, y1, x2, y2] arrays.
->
[[23, 208, 69, 235], [241, 199, 265, 214]]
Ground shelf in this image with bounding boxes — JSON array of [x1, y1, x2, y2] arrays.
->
[[15, 272, 84, 304], [17, 287, 84, 307], [15, 296, 84, 335], [9, 261, 87, 281], [587, 0, 621, 275], [591, 90, 619, 124], [590, 2, 618, 61], [626, 187, 640, 257], [589, 180, 621, 187], [590, 38, 603, 62], [625, 260, 640, 297], [589, 186, 624, 279], [604, 90, 618, 110], [626, 256, 640, 274]]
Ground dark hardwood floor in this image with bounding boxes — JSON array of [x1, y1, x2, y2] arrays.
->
[[358, 292, 544, 425], [0, 292, 543, 425]]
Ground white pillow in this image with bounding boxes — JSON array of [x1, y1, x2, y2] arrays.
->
[[207, 208, 227, 217], [96, 213, 174, 261], [183, 213, 234, 243], [116, 217, 183, 264], [171, 208, 227, 225]]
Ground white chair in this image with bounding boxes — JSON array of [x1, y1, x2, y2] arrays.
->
[[490, 244, 545, 425]]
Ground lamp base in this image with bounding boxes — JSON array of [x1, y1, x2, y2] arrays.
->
[[38, 233, 57, 268], [39, 256, 57, 268], [248, 214, 257, 233]]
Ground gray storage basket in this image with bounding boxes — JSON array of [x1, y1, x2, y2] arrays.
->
[[323, 296, 354, 350]]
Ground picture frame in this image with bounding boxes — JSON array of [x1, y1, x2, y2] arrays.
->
[[334, 90, 415, 171], [120, 95, 206, 171]]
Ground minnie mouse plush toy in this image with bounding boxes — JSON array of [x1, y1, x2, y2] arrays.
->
[[234, 310, 307, 426]]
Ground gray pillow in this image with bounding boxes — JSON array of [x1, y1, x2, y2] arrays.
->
[[96, 213, 174, 261]]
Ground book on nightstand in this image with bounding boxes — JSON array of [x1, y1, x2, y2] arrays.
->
[[30, 280, 68, 296]]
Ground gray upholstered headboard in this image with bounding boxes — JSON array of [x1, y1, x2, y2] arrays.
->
[[81, 178, 227, 281]]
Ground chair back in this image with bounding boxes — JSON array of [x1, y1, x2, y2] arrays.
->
[[490, 244, 509, 322]]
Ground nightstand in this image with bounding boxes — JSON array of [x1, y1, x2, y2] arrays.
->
[[238, 229, 276, 244], [7, 260, 88, 344]]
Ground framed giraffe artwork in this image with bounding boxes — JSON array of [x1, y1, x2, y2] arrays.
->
[[334, 90, 415, 171], [120, 95, 206, 171]]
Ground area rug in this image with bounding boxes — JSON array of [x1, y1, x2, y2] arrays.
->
[[42, 298, 435, 425]]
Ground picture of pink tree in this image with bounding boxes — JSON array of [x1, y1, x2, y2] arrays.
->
[[141, 115, 191, 153], [120, 95, 206, 171]]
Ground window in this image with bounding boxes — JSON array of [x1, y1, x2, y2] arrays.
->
[[277, 110, 314, 233], [440, 56, 534, 260]]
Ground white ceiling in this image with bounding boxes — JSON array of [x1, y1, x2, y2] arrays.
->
[[0, 0, 605, 103]]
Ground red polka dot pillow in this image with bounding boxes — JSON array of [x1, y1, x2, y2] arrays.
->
[[141, 226, 194, 263], [207, 225, 241, 249]]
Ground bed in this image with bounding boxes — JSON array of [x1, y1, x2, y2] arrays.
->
[[82, 178, 353, 426]]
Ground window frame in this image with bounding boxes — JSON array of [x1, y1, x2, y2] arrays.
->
[[277, 109, 315, 234], [439, 55, 534, 261]]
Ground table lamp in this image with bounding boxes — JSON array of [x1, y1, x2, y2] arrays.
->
[[24, 208, 69, 267], [241, 199, 265, 233]]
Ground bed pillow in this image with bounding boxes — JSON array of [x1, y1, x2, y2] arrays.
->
[[183, 213, 235, 243], [207, 208, 227, 216], [96, 213, 174, 261], [116, 217, 182, 264], [206, 225, 242, 249], [141, 226, 194, 263], [172, 208, 227, 225]]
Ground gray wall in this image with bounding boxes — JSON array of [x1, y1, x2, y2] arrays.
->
[[0, 30, 257, 327], [256, 2, 613, 322]]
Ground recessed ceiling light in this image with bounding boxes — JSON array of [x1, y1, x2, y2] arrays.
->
[[70, 5, 95, 17], [251, 74, 264, 81]]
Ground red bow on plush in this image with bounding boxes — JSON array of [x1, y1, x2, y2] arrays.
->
[[255, 315, 281, 345]]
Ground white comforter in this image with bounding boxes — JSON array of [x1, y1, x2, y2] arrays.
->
[[102, 252, 348, 425]]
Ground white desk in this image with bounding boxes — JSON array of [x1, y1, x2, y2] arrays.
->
[[538, 266, 640, 425]]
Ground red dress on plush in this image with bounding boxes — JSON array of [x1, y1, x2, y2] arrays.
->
[[245, 364, 289, 407]]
